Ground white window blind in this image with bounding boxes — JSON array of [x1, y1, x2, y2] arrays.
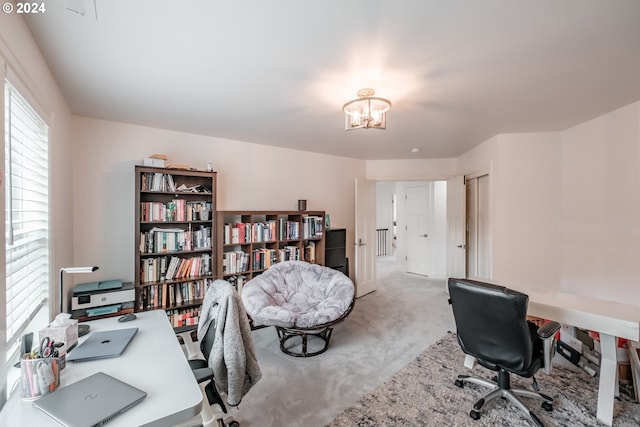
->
[[4, 80, 50, 351]]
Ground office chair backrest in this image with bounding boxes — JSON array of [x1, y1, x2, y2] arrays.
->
[[448, 278, 533, 372], [199, 306, 217, 361]]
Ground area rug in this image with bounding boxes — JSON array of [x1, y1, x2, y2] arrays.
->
[[328, 332, 640, 426]]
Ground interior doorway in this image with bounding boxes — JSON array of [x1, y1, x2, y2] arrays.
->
[[466, 174, 490, 278], [376, 181, 447, 278]]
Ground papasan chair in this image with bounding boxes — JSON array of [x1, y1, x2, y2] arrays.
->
[[241, 260, 355, 357]]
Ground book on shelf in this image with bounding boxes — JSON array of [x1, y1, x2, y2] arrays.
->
[[304, 241, 316, 263]]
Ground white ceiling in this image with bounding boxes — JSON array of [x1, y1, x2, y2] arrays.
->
[[23, 0, 640, 160]]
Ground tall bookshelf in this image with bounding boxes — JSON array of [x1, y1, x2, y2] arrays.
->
[[134, 166, 217, 331], [217, 210, 325, 292]]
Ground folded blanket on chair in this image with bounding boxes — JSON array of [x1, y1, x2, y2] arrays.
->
[[198, 279, 262, 406]]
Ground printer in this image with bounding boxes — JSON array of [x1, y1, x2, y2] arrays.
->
[[70, 279, 135, 319]]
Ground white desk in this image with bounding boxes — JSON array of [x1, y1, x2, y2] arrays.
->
[[0, 310, 203, 426], [519, 289, 640, 427]]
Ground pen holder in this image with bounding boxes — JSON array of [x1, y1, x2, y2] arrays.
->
[[20, 357, 60, 400]]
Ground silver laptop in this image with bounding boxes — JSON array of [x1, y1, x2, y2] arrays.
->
[[33, 372, 147, 427], [67, 328, 138, 363]]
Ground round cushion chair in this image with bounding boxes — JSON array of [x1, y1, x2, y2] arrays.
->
[[241, 260, 355, 357]]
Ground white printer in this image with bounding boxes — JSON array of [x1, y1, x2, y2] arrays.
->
[[70, 279, 135, 318]]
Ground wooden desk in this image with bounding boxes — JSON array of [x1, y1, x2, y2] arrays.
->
[[0, 310, 203, 426], [519, 289, 640, 427]]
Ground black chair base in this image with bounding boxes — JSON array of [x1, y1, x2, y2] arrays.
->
[[455, 369, 553, 427], [275, 325, 334, 357]]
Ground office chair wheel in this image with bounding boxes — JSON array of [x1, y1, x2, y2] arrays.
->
[[542, 401, 553, 412], [454, 379, 464, 388], [470, 409, 481, 420]]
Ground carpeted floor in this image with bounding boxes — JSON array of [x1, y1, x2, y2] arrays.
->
[[328, 332, 640, 427]]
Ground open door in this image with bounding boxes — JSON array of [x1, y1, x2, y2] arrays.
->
[[447, 175, 466, 279], [355, 178, 376, 297]]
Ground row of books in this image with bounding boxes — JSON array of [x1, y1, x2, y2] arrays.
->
[[222, 245, 305, 274], [139, 280, 205, 310], [140, 200, 211, 222], [140, 254, 213, 283], [302, 215, 324, 238], [139, 225, 211, 253], [253, 246, 301, 270], [141, 172, 177, 192], [222, 216, 321, 244], [141, 172, 212, 194], [165, 307, 200, 328], [223, 220, 277, 244], [223, 251, 250, 274]]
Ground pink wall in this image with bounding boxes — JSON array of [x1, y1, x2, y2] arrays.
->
[[458, 102, 640, 306], [70, 117, 363, 283]]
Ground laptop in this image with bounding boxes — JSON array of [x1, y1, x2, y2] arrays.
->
[[67, 328, 138, 363], [33, 372, 146, 427]]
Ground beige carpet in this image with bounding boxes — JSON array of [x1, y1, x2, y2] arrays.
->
[[329, 332, 640, 427]]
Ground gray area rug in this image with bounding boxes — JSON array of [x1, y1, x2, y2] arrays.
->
[[329, 332, 640, 426]]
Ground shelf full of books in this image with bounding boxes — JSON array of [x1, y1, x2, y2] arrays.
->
[[217, 210, 326, 291], [134, 165, 218, 329]]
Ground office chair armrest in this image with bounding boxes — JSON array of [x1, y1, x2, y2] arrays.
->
[[192, 367, 214, 384], [537, 321, 561, 375], [537, 321, 561, 339]]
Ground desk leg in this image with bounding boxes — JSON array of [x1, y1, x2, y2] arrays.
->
[[597, 333, 617, 426]]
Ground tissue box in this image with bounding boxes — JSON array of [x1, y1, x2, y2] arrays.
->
[[39, 318, 78, 351]]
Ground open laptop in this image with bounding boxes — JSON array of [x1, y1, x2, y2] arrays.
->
[[67, 328, 138, 363], [33, 372, 146, 427]]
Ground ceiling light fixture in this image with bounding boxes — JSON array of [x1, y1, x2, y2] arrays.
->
[[342, 88, 391, 130]]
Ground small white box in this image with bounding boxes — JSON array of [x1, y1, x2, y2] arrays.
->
[[143, 157, 165, 167]]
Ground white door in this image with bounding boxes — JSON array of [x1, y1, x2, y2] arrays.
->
[[405, 184, 431, 276], [466, 174, 490, 278], [355, 178, 376, 297], [447, 175, 466, 279]]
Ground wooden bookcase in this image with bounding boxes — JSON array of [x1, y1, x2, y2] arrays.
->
[[134, 166, 217, 331], [217, 210, 326, 291]]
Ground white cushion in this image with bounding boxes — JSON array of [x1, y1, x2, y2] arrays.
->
[[241, 261, 355, 329]]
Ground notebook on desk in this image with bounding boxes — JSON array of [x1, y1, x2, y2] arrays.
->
[[67, 328, 138, 363], [33, 372, 147, 427]]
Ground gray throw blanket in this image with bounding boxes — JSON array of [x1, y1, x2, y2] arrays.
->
[[197, 280, 262, 406]]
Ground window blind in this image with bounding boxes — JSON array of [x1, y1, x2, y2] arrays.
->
[[4, 80, 50, 350]]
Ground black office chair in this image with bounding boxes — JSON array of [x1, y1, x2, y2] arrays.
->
[[188, 321, 228, 414], [447, 278, 561, 427]]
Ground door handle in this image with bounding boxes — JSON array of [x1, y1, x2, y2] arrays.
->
[[456, 244, 467, 249], [421, 234, 428, 238], [355, 239, 367, 247]]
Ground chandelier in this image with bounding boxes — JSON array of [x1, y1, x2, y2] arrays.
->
[[342, 88, 391, 130]]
